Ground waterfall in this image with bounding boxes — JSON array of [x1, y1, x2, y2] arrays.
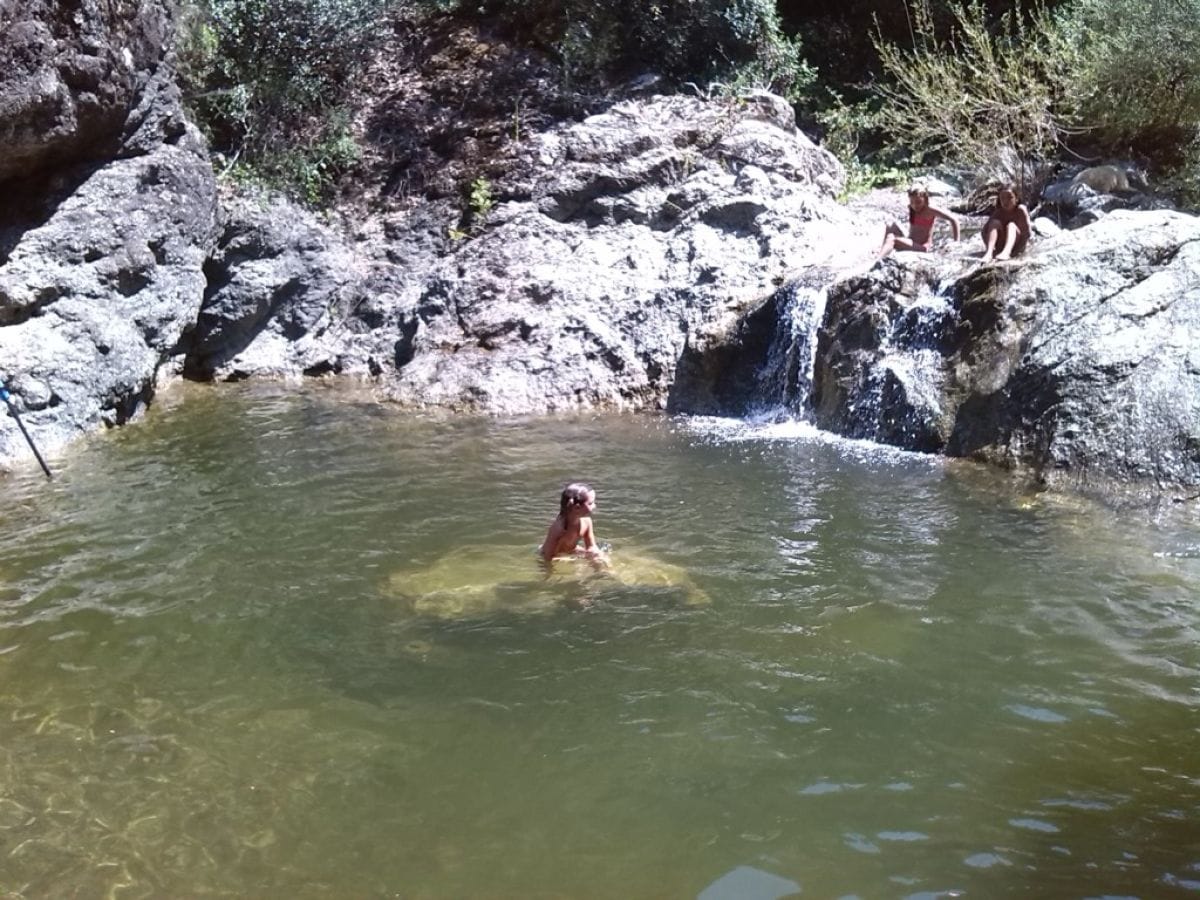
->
[[756, 273, 957, 452], [751, 282, 828, 420], [831, 278, 955, 450], [790, 284, 830, 417]]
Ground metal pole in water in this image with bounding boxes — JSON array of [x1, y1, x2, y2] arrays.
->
[[1, 387, 52, 480]]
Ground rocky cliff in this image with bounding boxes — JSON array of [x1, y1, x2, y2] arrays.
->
[[0, 0, 217, 462]]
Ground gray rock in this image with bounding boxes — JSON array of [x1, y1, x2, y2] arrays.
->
[[0, 0, 217, 471], [183, 194, 370, 381], [945, 210, 1200, 494], [805, 210, 1200, 494], [674, 204, 1200, 495], [195, 93, 853, 416], [0, 142, 218, 463], [0, 0, 174, 184]]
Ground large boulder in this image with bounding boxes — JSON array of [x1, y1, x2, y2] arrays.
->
[[804, 210, 1200, 495], [0, 0, 177, 186], [189, 92, 861, 414], [0, 142, 218, 462], [0, 0, 217, 471]]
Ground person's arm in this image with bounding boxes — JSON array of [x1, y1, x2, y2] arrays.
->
[[1016, 204, 1032, 238], [931, 205, 960, 241], [540, 520, 564, 563], [579, 518, 599, 556]]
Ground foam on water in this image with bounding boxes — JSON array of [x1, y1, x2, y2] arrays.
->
[[680, 412, 943, 469]]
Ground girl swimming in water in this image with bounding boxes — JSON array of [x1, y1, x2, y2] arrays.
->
[[540, 482, 606, 563]]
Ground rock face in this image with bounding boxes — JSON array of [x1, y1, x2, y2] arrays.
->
[[675, 208, 1200, 495], [183, 193, 366, 381], [754, 211, 1200, 495], [2, 2, 1198, 499], [185, 91, 859, 415], [940, 211, 1200, 494], [0, 0, 176, 184], [0, 0, 217, 465]]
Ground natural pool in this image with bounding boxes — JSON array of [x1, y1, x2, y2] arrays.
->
[[0, 381, 1197, 897]]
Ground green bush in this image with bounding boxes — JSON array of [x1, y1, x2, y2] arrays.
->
[[868, 0, 1071, 195], [422, 0, 814, 101], [716, 2, 816, 105], [176, 0, 393, 200], [860, 0, 1200, 203], [816, 93, 911, 199], [268, 114, 362, 205], [1052, 0, 1200, 168]]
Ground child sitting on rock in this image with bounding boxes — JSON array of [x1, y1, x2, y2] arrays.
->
[[878, 183, 960, 257], [540, 482, 607, 564], [981, 184, 1032, 263]]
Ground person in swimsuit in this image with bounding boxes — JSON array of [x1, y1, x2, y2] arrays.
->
[[981, 185, 1032, 263], [878, 184, 960, 257], [540, 482, 606, 564]]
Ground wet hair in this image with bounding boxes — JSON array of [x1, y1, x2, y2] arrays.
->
[[558, 482, 594, 517]]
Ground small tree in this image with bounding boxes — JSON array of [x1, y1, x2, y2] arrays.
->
[[869, 0, 1072, 196], [176, 0, 393, 200], [1053, 0, 1200, 169]]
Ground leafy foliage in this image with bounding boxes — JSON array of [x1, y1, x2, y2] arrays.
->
[[1051, 0, 1200, 167], [816, 94, 911, 200], [868, 0, 1071, 195], [859, 0, 1200, 202], [423, 0, 814, 101], [176, 0, 393, 201], [447, 174, 496, 240], [172, 0, 1200, 209]]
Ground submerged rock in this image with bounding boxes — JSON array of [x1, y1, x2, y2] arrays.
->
[[384, 544, 709, 618]]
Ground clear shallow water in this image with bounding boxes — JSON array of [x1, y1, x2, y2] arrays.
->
[[0, 382, 1198, 898]]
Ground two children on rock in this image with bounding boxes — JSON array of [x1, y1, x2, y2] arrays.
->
[[878, 183, 1031, 264]]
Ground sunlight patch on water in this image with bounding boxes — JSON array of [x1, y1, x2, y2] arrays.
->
[[1005, 704, 1071, 724], [963, 852, 1009, 869], [1009, 817, 1061, 833]]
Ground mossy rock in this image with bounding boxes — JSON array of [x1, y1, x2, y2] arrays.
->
[[383, 545, 709, 618]]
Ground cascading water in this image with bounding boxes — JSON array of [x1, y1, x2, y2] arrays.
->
[[858, 285, 954, 440], [760, 270, 959, 452], [750, 281, 828, 420]]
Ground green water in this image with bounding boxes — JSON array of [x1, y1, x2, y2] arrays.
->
[[0, 382, 1197, 898]]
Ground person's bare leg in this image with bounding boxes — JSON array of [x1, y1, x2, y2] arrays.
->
[[878, 223, 902, 257], [981, 220, 1000, 263], [995, 222, 1018, 260]]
